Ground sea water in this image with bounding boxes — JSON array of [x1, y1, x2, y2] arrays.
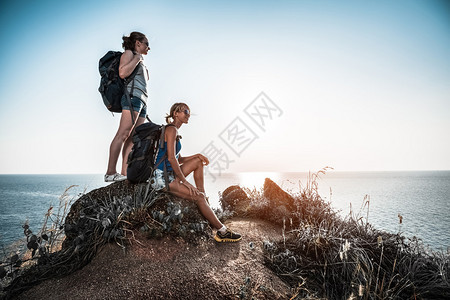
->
[[0, 171, 449, 251], [0, 174, 108, 251]]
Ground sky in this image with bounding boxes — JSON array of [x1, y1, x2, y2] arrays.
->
[[0, 0, 449, 174]]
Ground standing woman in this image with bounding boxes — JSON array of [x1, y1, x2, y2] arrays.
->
[[105, 32, 150, 182], [150, 102, 242, 242]]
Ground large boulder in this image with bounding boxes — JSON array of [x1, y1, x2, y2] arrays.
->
[[220, 179, 298, 225], [220, 185, 250, 216], [263, 178, 295, 211], [63, 180, 210, 251]]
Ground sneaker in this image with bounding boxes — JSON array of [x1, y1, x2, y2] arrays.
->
[[104, 173, 127, 182], [214, 228, 242, 243]]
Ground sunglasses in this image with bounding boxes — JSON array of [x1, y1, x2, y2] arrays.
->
[[182, 109, 190, 115], [140, 40, 149, 47]]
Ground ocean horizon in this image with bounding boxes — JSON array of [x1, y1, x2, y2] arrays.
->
[[1, 170, 449, 252]]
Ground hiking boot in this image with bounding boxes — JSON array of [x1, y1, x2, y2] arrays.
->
[[104, 173, 127, 182], [214, 229, 242, 243]]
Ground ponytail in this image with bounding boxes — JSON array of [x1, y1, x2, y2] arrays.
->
[[122, 31, 146, 51]]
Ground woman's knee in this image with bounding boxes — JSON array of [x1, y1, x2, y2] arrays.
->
[[115, 129, 131, 143], [195, 158, 204, 169], [114, 134, 129, 144]]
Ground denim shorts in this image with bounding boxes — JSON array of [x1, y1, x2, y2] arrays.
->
[[121, 95, 147, 118], [150, 169, 175, 191]]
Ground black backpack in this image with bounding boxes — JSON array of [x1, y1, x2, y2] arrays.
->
[[98, 51, 139, 113], [127, 122, 175, 185]]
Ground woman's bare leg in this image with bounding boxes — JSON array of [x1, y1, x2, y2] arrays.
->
[[106, 109, 142, 175], [180, 158, 205, 192], [168, 181, 222, 229]]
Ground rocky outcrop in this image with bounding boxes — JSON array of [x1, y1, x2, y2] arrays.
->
[[13, 176, 450, 300], [18, 218, 291, 299], [63, 178, 300, 255], [62, 178, 300, 255], [63, 180, 210, 251], [9, 178, 302, 299]]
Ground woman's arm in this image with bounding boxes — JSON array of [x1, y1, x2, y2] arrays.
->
[[165, 127, 200, 195], [119, 50, 142, 79], [165, 127, 199, 195], [165, 126, 185, 181]]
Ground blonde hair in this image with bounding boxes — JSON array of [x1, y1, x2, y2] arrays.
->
[[165, 102, 189, 124]]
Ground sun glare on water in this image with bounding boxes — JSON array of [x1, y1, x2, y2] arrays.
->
[[238, 172, 281, 190]]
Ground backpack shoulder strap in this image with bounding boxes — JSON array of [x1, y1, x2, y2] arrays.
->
[[124, 61, 141, 85], [159, 124, 177, 147], [124, 62, 146, 123], [159, 123, 178, 191], [123, 62, 142, 125]]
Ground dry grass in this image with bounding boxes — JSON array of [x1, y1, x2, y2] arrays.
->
[[261, 168, 450, 299]]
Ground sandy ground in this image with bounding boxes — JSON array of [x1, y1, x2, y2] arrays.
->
[[17, 218, 293, 299]]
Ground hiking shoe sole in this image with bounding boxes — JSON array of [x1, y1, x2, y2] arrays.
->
[[214, 235, 242, 243], [214, 229, 242, 243]]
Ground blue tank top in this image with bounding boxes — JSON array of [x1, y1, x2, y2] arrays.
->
[[155, 139, 181, 171]]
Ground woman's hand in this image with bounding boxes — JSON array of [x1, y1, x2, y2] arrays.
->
[[119, 50, 142, 79], [182, 181, 201, 196], [196, 154, 210, 166], [135, 52, 144, 62]]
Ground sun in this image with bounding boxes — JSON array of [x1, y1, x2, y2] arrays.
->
[[237, 172, 281, 190]]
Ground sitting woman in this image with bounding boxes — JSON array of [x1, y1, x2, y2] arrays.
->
[[151, 102, 241, 243]]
